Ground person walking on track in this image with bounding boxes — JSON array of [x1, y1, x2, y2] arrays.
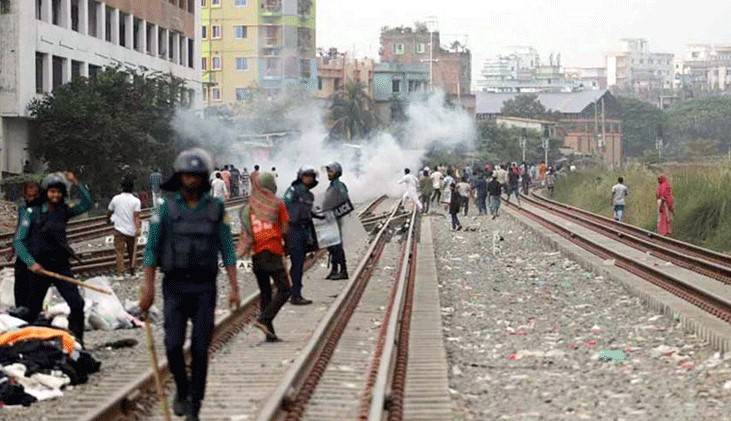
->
[[13, 172, 92, 345], [488, 173, 502, 219], [139, 148, 240, 421], [107, 178, 142, 278], [656, 174, 674, 236], [448, 183, 462, 231], [322, 162, 353, 280], [237, 172, 291, 342], [611, 177, 629, 222], [474, 172, 488, 215], [506, 163, 521, 205], [430, 168, 444, 205], [419, 169, 433, 214], [398, 168, 423, 213], [283, 166, 319, 305]]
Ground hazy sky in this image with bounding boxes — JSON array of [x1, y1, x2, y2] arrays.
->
[[316, 0, 731, 83]]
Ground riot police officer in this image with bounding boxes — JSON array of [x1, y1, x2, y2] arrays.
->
[[13, 172, 92, 345], [322, 162, 352, 280], [139, 148, 240, 421], [283, 166, 319, 305]]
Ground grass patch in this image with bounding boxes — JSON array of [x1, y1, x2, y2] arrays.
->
[[554, 164, 731, 253]]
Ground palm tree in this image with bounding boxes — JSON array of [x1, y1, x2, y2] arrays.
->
[[329, 81, 378, 140]]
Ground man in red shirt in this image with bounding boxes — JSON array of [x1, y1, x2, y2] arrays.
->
[[236, 172, 290, 342]]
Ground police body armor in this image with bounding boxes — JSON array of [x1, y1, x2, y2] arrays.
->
[[24, 205, 73, 268], [159, 199, 223, 274]]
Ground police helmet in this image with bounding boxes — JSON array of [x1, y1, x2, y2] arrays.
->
[[161, 148, 215, 192], [325, 161, 343, 177], [173, 148, 214, 175], [297, 166, 318, 179], [41, 172, 69, 197]]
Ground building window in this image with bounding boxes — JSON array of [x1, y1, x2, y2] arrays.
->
[[212, 87, 221, 101], [394, 43, 404, 55], [235, 88, 250, 101], [416, 43, 426, 54], [392, 79, 401, 93], [201, 57, 207, 70], [201, 25, 207, 39], [201, 0, 205, 5], [317, 77, 323, 90], [52, 0, 61, 25], [212, 25, 221, 39], [212, 0, 220, 5], [212, 56, 221, 70], [36, 0, 42, 19], [233, 25, 247, 39], [234, 0, 247, 6], [235, 57, 248, 71], [35, 53, 45, 94]]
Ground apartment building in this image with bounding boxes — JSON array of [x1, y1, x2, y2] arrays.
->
[[606, 39, 674, 90], [315, 48, 375, 100], [678, 44, 731, 92], [379, 26, 471, 98], [0, 0, 202, 175], [201, 0, 317, 105]]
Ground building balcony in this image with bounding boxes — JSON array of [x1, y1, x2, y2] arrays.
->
[[261, 1, 282, 16]]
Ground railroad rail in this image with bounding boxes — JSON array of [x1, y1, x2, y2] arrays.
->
[[523, 192, 731, 286], [69, 196, 396, 421], [0, 197, 247, 257], [0, 197, 247, 272], [504, 197, 731, 326], [256, 203, 418, 420]]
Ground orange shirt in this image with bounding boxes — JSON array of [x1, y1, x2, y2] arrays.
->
[[251, 202, 289, 256], [539, 163, 547, 179], [221, 170, 232, 188]]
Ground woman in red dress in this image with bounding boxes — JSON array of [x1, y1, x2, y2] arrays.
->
[[656, 175, 674, 236]]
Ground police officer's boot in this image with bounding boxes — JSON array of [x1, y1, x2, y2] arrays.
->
[[331, 263, 349, 280], [186, 400, 201, 421], [325, 263, 339, 280]]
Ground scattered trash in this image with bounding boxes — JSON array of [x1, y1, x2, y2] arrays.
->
[[599, 350, 628, 363]]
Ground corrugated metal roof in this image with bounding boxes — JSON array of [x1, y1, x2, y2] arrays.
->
[[476, 90, 610, 115]]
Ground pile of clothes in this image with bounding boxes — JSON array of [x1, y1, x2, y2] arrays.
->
[[0, 317, 100, 407]]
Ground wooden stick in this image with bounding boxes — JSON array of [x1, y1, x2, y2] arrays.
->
[[144, 312, 172, 421], [38, 269, 113, 295]]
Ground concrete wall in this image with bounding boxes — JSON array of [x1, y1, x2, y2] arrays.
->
[[1, 117, 30, 175], [0, 0, 20, 115]]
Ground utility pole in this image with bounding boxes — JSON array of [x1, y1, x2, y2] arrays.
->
[[420, 17, 439, 91], [542, 126, 550, 167]]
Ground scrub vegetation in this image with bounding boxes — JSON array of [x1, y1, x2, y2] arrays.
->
[[553, 164, 731, 253]]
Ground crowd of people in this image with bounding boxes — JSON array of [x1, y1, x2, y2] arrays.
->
[[4, 148, 679, 419], [398, 161, 557, 230]]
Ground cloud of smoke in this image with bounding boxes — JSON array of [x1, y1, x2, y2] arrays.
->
[[173, 89, 476, 203]]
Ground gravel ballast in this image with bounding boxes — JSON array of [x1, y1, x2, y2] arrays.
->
[[432, 211, 731, 420]]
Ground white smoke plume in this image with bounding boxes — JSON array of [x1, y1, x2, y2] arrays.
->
[[173, 90, 476, 203]]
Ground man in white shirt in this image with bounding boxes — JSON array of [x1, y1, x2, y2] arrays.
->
[[211, 171, 228, 200], [107, 178, 142, 277], [495, 164, 509, 198], [611, 177, 629, 222], [398, 168, 423, 212], [429, 169, 444, 205]]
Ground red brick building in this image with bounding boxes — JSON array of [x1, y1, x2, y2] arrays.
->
[[379, 26, 473, 112]]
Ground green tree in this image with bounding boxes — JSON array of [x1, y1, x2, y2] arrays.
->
[[27, 66, 187, 201], [328, 81, 378, 140], [477, 120, 561, 164], [617, 96, 665, 157], [665, 96, 731, 156], [500, 94, 559, 120]]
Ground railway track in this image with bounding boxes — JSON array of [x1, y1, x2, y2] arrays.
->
[[65, 196, 402, 421], [0, 197, 247, 274], [505, 195, 731, 326]]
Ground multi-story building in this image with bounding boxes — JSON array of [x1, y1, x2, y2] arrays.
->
[[379, 25, 471, 100], [677, 44, 731, 92], [201, 0, 317, 105], [315, 48, 375, 100], [564, 67, 608, 90], [477, 48, 573, 93], [372, 62, 429, 123], [606, 39, 674, 91], [0, 0, 201, 176]]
